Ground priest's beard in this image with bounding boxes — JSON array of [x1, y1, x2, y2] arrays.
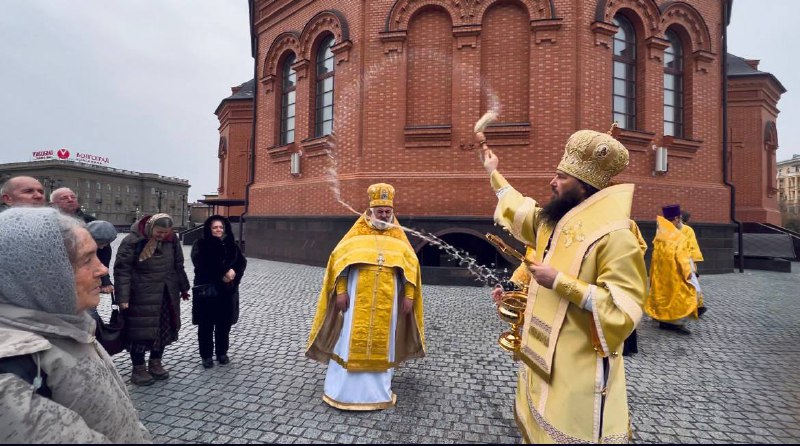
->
[[540, 187, 585, 228], [367, 211, 392, 231]]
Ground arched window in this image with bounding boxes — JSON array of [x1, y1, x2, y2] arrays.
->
[[314, 35, 335, 137], [279, 53, 296, 145], [663, 30, 684, 137], [612, 15, 636, 130]]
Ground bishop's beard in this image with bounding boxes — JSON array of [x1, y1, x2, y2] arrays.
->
[[540, 188, 585, 228]]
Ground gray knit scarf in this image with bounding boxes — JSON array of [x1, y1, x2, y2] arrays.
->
[[0, 207, 94, 339]]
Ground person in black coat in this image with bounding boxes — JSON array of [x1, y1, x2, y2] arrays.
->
[[191, 215, 247, 369]]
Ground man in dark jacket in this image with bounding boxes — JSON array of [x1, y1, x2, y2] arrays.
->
[[51, 187, 96, 223], [114, 213, 190, 385], [191, 215, 247, 368]]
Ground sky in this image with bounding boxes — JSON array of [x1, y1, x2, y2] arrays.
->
[[0, 1, 797, 201]]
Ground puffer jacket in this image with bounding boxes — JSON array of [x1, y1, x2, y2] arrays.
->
[[114, 218, 190, 343], [0, 304, 152, 443]]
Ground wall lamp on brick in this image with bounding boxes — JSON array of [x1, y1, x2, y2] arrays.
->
[[653, 145, 668, 176], [290, 151, 302, 177]]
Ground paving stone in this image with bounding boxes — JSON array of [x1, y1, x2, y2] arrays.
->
[[98, 244, 800, 444]]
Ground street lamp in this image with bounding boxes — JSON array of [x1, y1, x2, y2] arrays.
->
[[155, 188, 165, 213], [41, 177, 62, 199], [179, 193, 186, 227]]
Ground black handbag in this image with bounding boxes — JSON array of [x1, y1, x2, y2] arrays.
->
[[92, 292, 126, 356], [192, 283, 219, 300]]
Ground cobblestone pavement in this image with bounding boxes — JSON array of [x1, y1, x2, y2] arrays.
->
[[101, 240, 800, 444]]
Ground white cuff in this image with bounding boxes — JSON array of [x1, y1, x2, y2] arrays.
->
[[583, 285, 595, 312]]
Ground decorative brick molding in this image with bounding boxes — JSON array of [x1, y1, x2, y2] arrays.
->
[[483, 122, 531, 147], [331, 40, 353, 65], [404, 125, 452, 148], [595, 0, 661, 37], [591, 21, 618, 48], [299, 10, 352, 62], [386, 0, 466, 31], [262, 31, 301, 83], [612, 128, 654, 152], [290, 58, 309, 80], [300, 135, 335, 158], [379, 30, 407, 54], [646, 36, 669, 61], [530, 18, 563, 44], [385, 0, 557, 31], [266, 142, 296, 163], [260, 74, 276, 93], [382, 1, 560, 53], [659, 1, 713, 54], [218, 137, 228, 159], [471, 0, 557, 24], [693, 49, 714, 73], [662, 135, 701, 158], [453, 25, 481, 49]]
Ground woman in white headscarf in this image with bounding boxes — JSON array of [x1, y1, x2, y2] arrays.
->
[[115, 213, 190, 386], [0, 207, 152, 443]]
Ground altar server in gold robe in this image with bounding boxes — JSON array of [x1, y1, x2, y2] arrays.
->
[[306, 183, 425, 410], [644, 205, 700, 335], [478, 128, 647, 443], [681, 210, 706, 317]]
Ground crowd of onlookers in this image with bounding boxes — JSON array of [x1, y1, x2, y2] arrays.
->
[[0, 176, 246, 442]]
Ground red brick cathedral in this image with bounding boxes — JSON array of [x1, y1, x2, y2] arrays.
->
[[213, 0, 784, 281]]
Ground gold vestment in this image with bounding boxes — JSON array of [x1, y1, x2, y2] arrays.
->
[[491, 171, 646, 443], [645, 217, 699, 321], [306, 214, 425, 372]]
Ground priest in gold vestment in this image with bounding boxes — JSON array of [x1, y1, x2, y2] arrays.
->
[[478, 129, 647, 443], [306, 183, 425, 410], [644, 205, 700, 335], [681, 210, 706, 316]]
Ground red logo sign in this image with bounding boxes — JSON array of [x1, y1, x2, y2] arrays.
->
[[57, 148, 70, 159]]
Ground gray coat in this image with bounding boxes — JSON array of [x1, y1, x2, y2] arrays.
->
[[114, 223, 190, 343], [0, 305, 152, 443]]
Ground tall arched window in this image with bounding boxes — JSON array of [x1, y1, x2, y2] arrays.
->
[[612, 15, 636, 130], [663, 30, 684, 137], [315, 35, 335, 137], [280, 53, 296, 145]]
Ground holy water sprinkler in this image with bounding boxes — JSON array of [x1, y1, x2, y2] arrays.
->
[[474, 110, 498, 134], [474, 111, 498, 161]]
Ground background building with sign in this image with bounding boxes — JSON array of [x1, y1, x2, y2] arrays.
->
[[0, 159, 190, 227]]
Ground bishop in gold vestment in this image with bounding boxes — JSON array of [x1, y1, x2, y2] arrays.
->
[[306, 184, 425, 410], [478, 128, 647, 443]]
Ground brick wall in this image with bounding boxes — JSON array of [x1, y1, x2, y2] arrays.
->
[[232, 1, 782, 276], [246, 0, 742, 222], [216, 97, 252, 218]]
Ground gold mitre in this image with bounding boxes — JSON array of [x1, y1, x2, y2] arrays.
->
[[368, 183, 395, 208], [556, 129, 629, 189]]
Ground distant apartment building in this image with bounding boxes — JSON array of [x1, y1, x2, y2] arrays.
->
[[0, 159, 190, 227], [777, 154, 800, 216]]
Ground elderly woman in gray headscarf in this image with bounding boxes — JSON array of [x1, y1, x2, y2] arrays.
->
[[0, 207, 152, 443], [115, 213, 190, 386]]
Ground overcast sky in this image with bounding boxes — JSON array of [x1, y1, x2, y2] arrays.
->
[[1, 1, 797, 201]]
